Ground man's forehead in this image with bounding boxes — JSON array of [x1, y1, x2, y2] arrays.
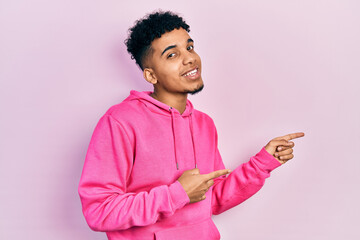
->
[[151, 28, 191, 52]]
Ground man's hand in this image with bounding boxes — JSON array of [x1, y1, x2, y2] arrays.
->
[[265, 132, 305, 164], [178, 168, 231, 203]]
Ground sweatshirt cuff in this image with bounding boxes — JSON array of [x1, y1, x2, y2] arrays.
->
[[168, 181, 190, 210], [252, 146, 282, 172]]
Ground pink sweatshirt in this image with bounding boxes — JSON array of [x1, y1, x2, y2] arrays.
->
[[78, 90, 281, 239]]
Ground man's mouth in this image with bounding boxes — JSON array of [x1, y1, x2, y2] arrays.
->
[[182, 67, 200, 78]]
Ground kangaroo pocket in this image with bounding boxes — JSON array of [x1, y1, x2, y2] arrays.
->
[[154, 218, 220, 240]]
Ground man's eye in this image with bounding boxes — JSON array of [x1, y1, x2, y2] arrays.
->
[[167, 53, 175, 58], [187, 45, 194, 51]]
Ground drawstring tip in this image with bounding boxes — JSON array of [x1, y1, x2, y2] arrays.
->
[[195, 163, 198, 168], [176, 162, 179, 170]]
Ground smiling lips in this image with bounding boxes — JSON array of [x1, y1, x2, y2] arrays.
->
[[182, 67, 200, 79]]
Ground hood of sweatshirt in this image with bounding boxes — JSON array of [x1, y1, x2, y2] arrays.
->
[[127, 90, 197, 170], [128, 90, 194, 117]]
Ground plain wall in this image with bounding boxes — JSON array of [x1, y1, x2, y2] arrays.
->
[[1, 0, 359, 239]]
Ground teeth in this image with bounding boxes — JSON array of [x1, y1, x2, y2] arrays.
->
[[184, 68, 197, 76]]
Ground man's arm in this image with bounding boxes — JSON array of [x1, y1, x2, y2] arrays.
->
[[211, 146, 281, 215], [211, 129, 304, 215], [78, 114, 190, 232]]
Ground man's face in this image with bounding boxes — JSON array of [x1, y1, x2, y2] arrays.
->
[[145, 28, 203, 95]]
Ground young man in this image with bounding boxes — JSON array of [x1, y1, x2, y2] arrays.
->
[[78, 11, 304, 239]]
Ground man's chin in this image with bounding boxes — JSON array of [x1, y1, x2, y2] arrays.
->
[[187, 84, 204, 95]]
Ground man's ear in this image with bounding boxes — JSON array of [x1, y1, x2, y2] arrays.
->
[[143, 68, 157, 85]]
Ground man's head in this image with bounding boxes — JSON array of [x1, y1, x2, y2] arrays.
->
[[125, 11, 190, 71], [125, 11, 203, 96]]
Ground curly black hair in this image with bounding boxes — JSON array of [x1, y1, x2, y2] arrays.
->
[[125, 10, 190, 70]]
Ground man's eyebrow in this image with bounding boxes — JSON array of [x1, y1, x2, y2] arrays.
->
[[161, 45, 176, 56], [160, 38, 194, 56]]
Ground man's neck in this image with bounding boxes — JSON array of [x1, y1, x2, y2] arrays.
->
[[150, 91, 188, 114]]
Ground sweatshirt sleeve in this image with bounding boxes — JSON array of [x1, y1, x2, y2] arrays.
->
[[78, 114, 190, 232], [211, 129, 281, 215]]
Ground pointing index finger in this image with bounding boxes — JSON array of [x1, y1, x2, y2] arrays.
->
[[275, 132, 305, 141], [203, 169, 231, 180], [285, 132, 305, 140]]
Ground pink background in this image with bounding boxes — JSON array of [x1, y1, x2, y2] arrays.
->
[[1, 0, 359, 239]]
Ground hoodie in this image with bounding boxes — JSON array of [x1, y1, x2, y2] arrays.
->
[[78, 90, 281, 240]]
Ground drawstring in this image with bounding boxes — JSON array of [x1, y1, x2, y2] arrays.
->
[[189, 112, 198, 169], [169, 107, 198, 170], [169, 107, 179, 170]]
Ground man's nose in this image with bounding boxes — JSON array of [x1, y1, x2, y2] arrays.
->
[[182, 51, 196, 65]]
